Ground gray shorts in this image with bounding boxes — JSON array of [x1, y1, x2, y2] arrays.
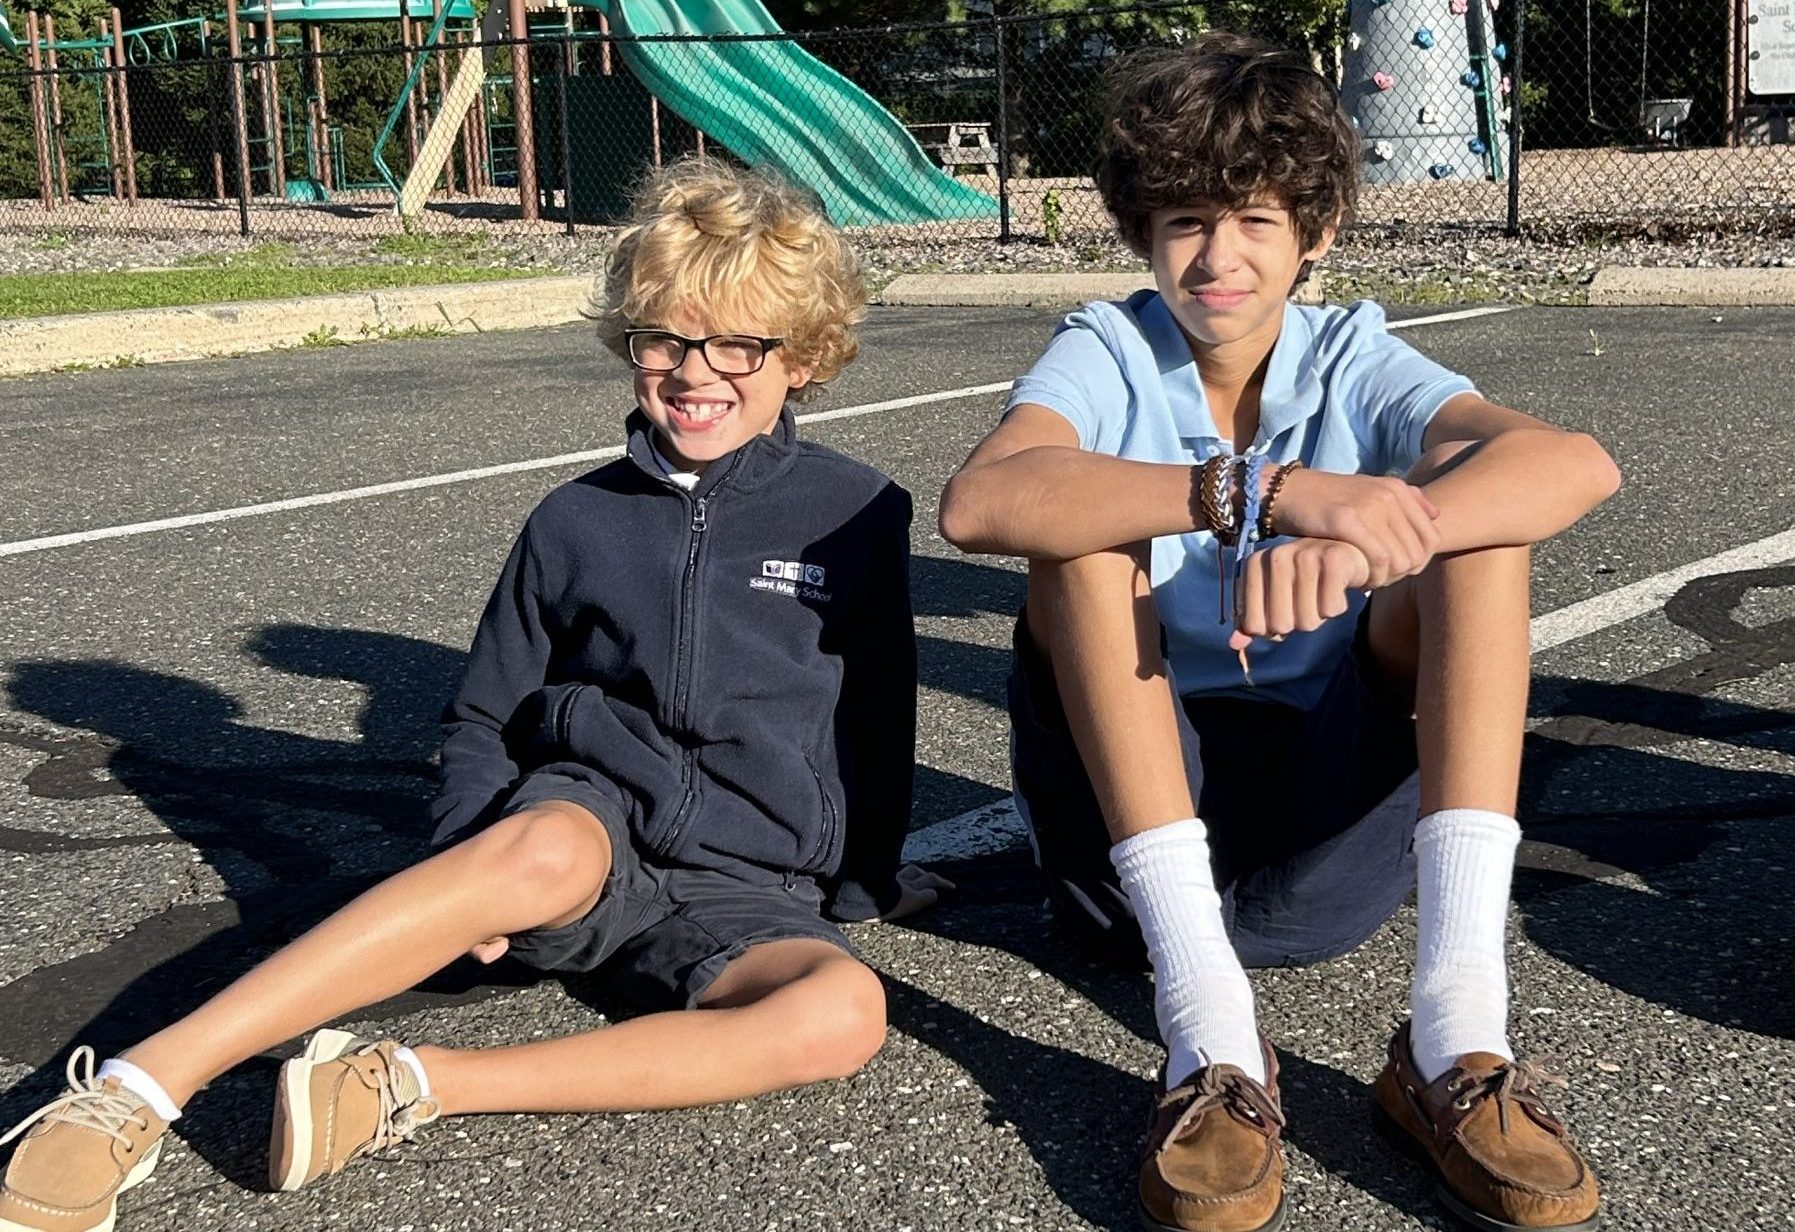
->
[[1008, 609, 1422, 968], [483, 774, 855, 1009]]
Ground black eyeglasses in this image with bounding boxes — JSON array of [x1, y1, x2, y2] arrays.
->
[[623, 329, 784, 376]]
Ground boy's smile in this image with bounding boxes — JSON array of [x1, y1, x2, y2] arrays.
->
[[633, 309, 813, 472], [1148, 200, 1334, 363]]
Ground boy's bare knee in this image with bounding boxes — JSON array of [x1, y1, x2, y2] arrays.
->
[[1027, 542, 1157, 656], [476, 803, 610, 918], [787, 960, 888, 1083], [1030, 541, 1152, 590]]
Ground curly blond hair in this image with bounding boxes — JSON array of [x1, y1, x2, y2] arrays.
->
[[594, 158, 866, 399]]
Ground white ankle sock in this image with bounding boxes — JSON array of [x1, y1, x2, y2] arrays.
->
[[96, 1058, 182, 1122], [1110, 818, 1264, 1087], [1409, 808, 1522, 1082], [391, 1045, 431, 1100]]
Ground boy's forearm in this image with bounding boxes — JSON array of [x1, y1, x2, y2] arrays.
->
[[1423, 430, 1621, 553], [941, 447, 1202, 559]]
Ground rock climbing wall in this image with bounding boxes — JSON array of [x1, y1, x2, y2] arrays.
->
[[1342, 0, 1511, 184]]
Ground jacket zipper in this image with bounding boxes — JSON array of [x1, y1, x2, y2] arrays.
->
[[551, 682, 582, 750], [657, 492, 709, 854], [805, 757, 839, 873]]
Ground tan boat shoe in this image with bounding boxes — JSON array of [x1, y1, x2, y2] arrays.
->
[[269, 1029, 440, 1193], [0, 1047, 169, 1232]]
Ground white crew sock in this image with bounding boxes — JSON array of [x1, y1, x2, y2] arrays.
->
[[1409, 808, 1522, 1082], [391, 1045, 432, 1100], [96, 1058, 182, 1123], [1110, 818, 1264, 1087]]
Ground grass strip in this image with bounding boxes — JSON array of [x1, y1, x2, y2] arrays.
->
[[0, 264, 534, 320]]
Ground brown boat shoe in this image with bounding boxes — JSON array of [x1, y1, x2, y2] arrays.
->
[[1372, 1023, 1600, 1231], [1138, 1037, 1286, 1232]]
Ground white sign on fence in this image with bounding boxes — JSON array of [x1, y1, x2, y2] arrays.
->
[[1750, 0, 1795, 95]]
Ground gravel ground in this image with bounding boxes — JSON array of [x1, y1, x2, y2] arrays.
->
[[6, 202, 1795, 310]]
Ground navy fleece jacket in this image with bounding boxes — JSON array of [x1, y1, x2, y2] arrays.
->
[[429, 407, 917, 921]]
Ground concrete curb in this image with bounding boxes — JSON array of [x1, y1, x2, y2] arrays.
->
[[0, 275, 597, 377], [880, 271, 1324, 307], [1587, 267, 1795, 306]]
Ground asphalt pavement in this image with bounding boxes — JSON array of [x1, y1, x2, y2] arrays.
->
[[1, 304, 1792, 1231]]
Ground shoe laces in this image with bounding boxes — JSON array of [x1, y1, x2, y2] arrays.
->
[[1449, 1058, 1568, 1134], [0, 1047, 149, 1151], [1174, 1064, 1286, 1137], [353, 1044, 440, 1154]]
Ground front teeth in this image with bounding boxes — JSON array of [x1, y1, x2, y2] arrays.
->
[[670, 397, 732, 424]]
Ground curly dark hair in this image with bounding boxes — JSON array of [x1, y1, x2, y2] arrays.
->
[[1094, 31, 1359, 257]]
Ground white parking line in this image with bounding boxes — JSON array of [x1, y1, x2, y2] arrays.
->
[[0, 308, 1505, 560], [0, 381, 1016, 559]]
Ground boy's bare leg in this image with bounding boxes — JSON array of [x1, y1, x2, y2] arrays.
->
[[1026, 545, 1264, 1088], [414, 939, 886, 1115], [1025, 544, 1195, 838], [1365, 440, 1530, 814], [117, 800, 614, 1107], [1365, 441, 1531, 1081]]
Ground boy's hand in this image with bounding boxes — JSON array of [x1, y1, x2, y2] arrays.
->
[[1267, 468, 1440, 589], [876, 864, 956, 922], [468, 936, 510, 963], [1228, 537, 1371, 650]]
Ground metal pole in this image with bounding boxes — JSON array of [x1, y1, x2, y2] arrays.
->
[[437, 28, 457, 193], [401, 13, 422, 170], [310, 24, 333, 190], [651, 95, 661, 167], [508, 0, 538, 220], [206, 20, 227, 201], [992, 14, 1012, 243], [44, 14, 69, 205], [459, 32, 479, 193], [226, 0, 252, 233], [556, 32, 574, 234], [262, 0, 284, 197], [110, 7, 138, 203], [1505, 0, 1524, 237], [98, 19, 125, 200], [25, 12, 54, 210]]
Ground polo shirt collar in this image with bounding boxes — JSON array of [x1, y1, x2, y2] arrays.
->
[[1141, 294, 1322, 449]]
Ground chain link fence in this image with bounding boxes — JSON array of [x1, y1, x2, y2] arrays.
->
[[2, 0, 1791, 249]]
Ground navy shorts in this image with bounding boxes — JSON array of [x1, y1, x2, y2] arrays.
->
[[1008, 609, 1421, 969], [479, 776, 855, 1010]]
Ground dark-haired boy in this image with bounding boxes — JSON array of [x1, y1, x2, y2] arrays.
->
[[940, 31, 1619, 1232]]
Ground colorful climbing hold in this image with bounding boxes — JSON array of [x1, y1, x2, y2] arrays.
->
[[1450, 0, 1468, 15], [1414, 27, 1436, 48], [1371, 139, 1395, 161], [1373, 71, 1396, 91], [1461, 69, 1482, 88], [1493, 42, 1508, 61], [1467, 137, 1487, 154], [1429, 163, 1456, 179], [1499, 74, 1512, 95]]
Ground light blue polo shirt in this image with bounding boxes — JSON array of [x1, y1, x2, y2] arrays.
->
[[1006, 289, 1477, 709]]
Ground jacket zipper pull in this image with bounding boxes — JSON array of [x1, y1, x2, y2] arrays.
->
[[691, 497, 708, 533]]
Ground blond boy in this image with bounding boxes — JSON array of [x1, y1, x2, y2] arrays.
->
[[1, 159, 945, 1232]]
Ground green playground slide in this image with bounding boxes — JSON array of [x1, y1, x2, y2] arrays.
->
[[599, 0, 997, 227], [0, 8, 20, 52]]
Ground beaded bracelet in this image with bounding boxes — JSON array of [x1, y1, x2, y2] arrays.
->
[[1257, 460, 1302, 539]]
